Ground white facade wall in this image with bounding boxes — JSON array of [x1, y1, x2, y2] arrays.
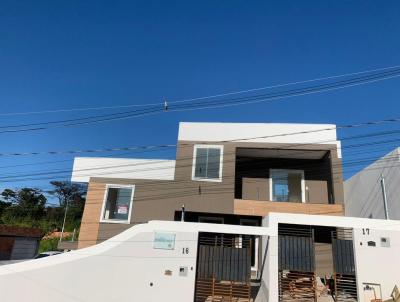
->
[[345, 148, 400, 219], [71, 157, 176, 183]]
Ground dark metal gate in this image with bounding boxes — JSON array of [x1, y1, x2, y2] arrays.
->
[[278, 225, 316, 302], [332, 228, 358, 302], [194, 232, 252, 302]]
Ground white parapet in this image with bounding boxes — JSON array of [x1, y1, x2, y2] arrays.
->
[[71, 157, 176, 183], [178, 122, 342, 158]]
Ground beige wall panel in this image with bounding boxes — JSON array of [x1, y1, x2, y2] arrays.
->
[[242, 178, 269, 201], [234, 199, 344, 216], [78, 182, 106, 248], [305, 180, 329, 204]]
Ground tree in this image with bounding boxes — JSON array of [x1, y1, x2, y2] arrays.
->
[[1, 189, 16, 203], [48, 181, 87, 231], [0, 188, 47, 225], [48, 181, 86, 208], [0, 189, 13, 220]]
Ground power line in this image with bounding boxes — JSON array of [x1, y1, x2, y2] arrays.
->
[[0, 131, 398, 185], [0, 116, 399, 157], [1, 63, 400, 117], [1, 140, 398, 184], [0, 68, 399, 134], [0, 117, 399, 185]]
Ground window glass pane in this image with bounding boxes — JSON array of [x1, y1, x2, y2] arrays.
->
[[103, 187, 132, 221], [194, 147, 222, 180], [206, 148, 221, 179], [271, 170, 303, 202], [194, 148, 207, 178], [272, 171, 289, 202]]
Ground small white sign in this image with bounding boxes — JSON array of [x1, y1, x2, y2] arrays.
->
[[154, 232, 176, 250], [117, 205, 128, 214]]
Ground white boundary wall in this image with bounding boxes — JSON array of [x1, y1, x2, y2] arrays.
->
[[0, 221, 268, 302], [264, 213, 400, 302], [1, 214, 399, 301]]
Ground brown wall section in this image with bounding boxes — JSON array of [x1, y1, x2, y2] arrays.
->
[[91, 176, 235, 243], [0, 237, 15, 260], [329, 149, 344, 205], [78, 140, 344, 247]]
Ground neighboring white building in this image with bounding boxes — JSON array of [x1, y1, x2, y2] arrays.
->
[[345, 147, 400, 220]]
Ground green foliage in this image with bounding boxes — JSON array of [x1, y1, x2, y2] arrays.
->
[[0, 181, 87, 235], [38, 238, 60, 253]]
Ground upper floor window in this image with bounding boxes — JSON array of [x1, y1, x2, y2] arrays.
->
[[192, 145, 223, 182], [100, 185, 135, 223], [270, 169, 305, 203]]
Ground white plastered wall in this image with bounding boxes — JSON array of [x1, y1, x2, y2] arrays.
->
[[0, 221, 269, 302], [71, 157, 176, 183], [353, 227, 400, 301]]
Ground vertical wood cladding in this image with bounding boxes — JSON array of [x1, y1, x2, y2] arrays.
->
[[77, 182, 105, 249]]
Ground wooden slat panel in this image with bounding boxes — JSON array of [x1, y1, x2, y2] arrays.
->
[[234, 199, 344, 216], [77, 182, 106, 249]]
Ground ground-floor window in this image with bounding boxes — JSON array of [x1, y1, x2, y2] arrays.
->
[[100, 185, 135, 223]]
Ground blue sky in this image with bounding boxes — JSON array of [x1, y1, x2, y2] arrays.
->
[[0, 1, 400, 195]]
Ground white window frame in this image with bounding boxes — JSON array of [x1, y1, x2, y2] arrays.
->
[[269, 169, 305, 203], [191, 144, 224, 182], [100, 184, 135, 224], [198, 216, 224, 224]]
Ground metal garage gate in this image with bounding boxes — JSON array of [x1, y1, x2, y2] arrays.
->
[[332, 228, 358, 302], [194, 232, 252, 302], [278, 225, 316, 302]]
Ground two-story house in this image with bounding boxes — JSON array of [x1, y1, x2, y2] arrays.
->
[[71, 122, 344, 249]]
